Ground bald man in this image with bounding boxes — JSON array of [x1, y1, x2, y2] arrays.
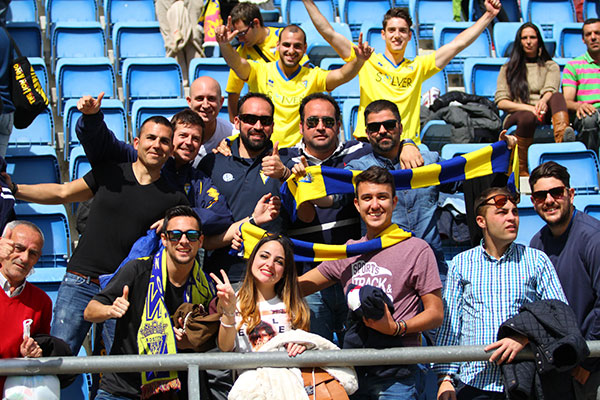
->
[[187, 76, 235, 163]]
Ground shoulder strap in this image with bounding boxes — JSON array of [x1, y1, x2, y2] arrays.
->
[[252, 44, 271, 63], [1, 25, 23, 59]]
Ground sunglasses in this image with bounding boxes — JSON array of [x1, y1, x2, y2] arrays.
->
[[237, 20, 254, 39], [366, 119, 397, 134], [477, 193, 520, 210], [531, 186, 567, 203], [239, 113, 274, 126], [166, 230, 202, 242], [305, 116, 336, 129]]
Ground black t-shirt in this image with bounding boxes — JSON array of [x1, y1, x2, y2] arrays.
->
[[93, 257, 189, 398], [68, 162, 188, 278]]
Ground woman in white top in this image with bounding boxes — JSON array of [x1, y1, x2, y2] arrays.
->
[[210, 234, 310, 355]]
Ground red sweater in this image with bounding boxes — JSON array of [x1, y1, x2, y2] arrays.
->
[[0, 282, 52, 392]]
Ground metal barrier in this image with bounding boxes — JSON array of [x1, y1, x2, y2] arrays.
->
[[2, 342, 600, 400]]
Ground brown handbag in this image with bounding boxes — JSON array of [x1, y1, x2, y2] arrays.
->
[[301, 367, 349, 400]]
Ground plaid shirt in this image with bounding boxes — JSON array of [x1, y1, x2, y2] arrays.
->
[[433, 241, 567, 392]]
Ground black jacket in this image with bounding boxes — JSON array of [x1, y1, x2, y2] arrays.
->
[[497, 300, 589, 400]]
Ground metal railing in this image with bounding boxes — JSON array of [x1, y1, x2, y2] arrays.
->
[[2, 342, 600, 400]]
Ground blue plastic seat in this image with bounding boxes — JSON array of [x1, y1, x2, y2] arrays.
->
[[131, 99, 188, 133], [69, 145, 91, 181], [440, 143, 489, 160], [492, 22, 523, 57], [6, 145, 61, 186], [104, 0, 156, 38], [51, 21, 106, 72], [538, 151, 600, 194], [305, 23, 352, 66], [433, 22, 491, 73], [113, 22, 165, 74], [421, 69, 448, 96], [188, 57, 231, 93], [342, 98, 360, 142], [46, 0, 98, 37], [6, 22, 43, 57], [554, 23, 586, 58], [56, 57, 116, 115], [29, 57, 49, 94], [360, 22, 418, 59], [463, 57, 507, 101], [281, 0, 335, 25], [260, 9, 281, 22], [527, 142, 587, 174], [515, 196, 546, 245], [409, 0, 454, 40], [420, 120, 451, 153], [63, 98, 128, 159], [6, 0, 38, 22], [14, 203, 71, 268], [469, 0, 520, 21], [584, 0, 599, 19], [521, 0, 575, 38], [10, 107, 54, 147], [320, 58, 359, 100], [340, 0, 392, 41], [573, 194, 600, 220]]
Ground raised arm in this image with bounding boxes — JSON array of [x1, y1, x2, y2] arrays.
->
[[301, 0, 353, 60], [325, 33, 373, 91], [215, 17, 252, 81], [435, 0, 501, 69]]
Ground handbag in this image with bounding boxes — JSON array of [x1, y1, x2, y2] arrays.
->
[[2, 26, 49, 129], [301, 367, 349, 400]]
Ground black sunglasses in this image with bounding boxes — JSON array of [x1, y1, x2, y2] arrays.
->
[[239, 113, 274, 126], [166, 230, 202, 242], [305, 116, 336, 129], [366, 119, 397, 134], [531, 186, 567, 203], [237, 20, 254, 39], [477, 193, 520, 210]]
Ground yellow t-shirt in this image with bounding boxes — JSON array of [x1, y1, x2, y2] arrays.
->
[[225, 27, 309, 94], [353, 52, 440, 144], [246, 60, 329, 148]]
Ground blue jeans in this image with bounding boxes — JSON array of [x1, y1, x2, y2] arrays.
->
[[0, 112, 13, 157], [50, 272, 116, 356], [95, 389, 131, 400], [306, 283, 347, 343], [352, 366, 424, 400]]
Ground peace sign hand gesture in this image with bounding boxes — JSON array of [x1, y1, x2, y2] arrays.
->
[[215, 16, 239, 44], [210, 269, 236, 315]]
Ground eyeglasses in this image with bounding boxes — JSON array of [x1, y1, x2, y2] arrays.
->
[[166, 230, 202, 242], [237, 20, 254, 39], [239, 113, 274, 126], [366, 119, 397, 134], [476, 193, 520, 210], [531, 186, 567, 203], [305, 116, 336, 129]]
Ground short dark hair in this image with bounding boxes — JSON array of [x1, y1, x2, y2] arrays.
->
[[474, 186, 515, 216], [529, 161, 571, 189], [230, 2, 264, 27], [139, 116, 173, 138], [171, 109, 205, 130], [364, 99, 401, 123], [583, 18, 600, 36], [279, 24, 307, 44], [354, 166, 395, 198], [299, 92, 341, 123], [237, 92, 275, 117], [382, 7, 412, 30], [162, 205, 202, 234]]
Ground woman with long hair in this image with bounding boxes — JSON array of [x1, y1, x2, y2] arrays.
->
[[495, 22, 575, 175], [210, 234, 310, 355]]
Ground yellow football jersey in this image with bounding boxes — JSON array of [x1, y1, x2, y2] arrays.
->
[[246, 60, 329, 148], [226, 27, 309, 94], [353, 52, 440, 144]]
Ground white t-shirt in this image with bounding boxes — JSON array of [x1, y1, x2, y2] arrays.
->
[[234, 295, 291, 353], [194, 117, 236, 166]]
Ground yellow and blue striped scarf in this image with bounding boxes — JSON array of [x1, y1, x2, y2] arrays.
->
[[238, 221, 412, 262], [280, 141, 518, 221]]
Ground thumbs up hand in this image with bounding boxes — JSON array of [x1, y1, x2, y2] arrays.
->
[[262, 141, 290, 180], [108, 285, 130, 319]]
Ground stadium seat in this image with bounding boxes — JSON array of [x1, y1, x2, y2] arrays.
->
[[10, 107, 54, 147], [281, 0, 335, 25], [421, 69, 448, 96], [104, 0, 156, 38], [515, 196, 545, 245], [123, 58, 182, 114], [6, 22, 43, 57], [409, 0, 454, 40], [537, 150, 600, 193], [113, 22, 165, 74], [188, 58, 230, 94], [420, 120, 451, 153], [29, 57, 49, 94], [46, 0, 98, 37], [339, 0, 393, 41], [6, 145, 61, 186], [63, 98, 128, 159], [260, 9, 280, 22], [554, 23, 586, 58], [305, 23, 352, 66], [14, 203, 71, 268], [492, 22, 522, 57], [6, 0, 38, 22], [440, 143, 489, 160], [469, 0, 520, 21], [521, 0, 575, 38], [56, 57, 116, 115], [527, 142, 587, 173], [360, 22, 418, 59], [584, 0, 599, 19], [433, 22, 491, 73], [131, 99, 188, 133], [574, 194, 600, 220], [320, 58, 360, 100], [51, 21, 106, 72], [69, 145, 91, 181], [342, 98, 360, 142], [463, 57, 506, 101]]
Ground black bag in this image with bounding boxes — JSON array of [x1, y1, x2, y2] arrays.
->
[[3, 26, 49, 129]]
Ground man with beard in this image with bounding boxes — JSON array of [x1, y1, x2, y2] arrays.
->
[[529, 161, 600, 400]]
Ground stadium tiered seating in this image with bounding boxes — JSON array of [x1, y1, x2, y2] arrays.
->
[[420, 121, 452, 153], [10, 108, 54, 147], [113, 22, 165, 74], [281, 0, 335, 25], [6, 0, 38, 22], [46, 0, 98, 37], [527, 142, 587, 174], [51, 22, 106, 72], [521, 0, 576, 38], [339, 0, 393, 41], [6, 22, 43, 57], [360, 22, 418, 58], [433, 22, 492, 73], [468, 0, 520, 21], [30, 57, 49, 93], [554, 23, 585, 58], [463, 57, 506, 101], [131, 99, 188, 133], [122, 57, 183, 113], [440, 143, 489, 160], [574, 195, 600, 220], [584, 0, 599, 19], [68, 145, 91, 181], [409, 0, 454, 40], [188, 58, 231, 94], [305, 23, 352, 66], [320, 58, 359, 100], [422, 69, 448, 96], [492, 22, 522, 57], [104, 0, 156, 38], [6, 145, 61, 185], [515, 196, 546, 245]]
